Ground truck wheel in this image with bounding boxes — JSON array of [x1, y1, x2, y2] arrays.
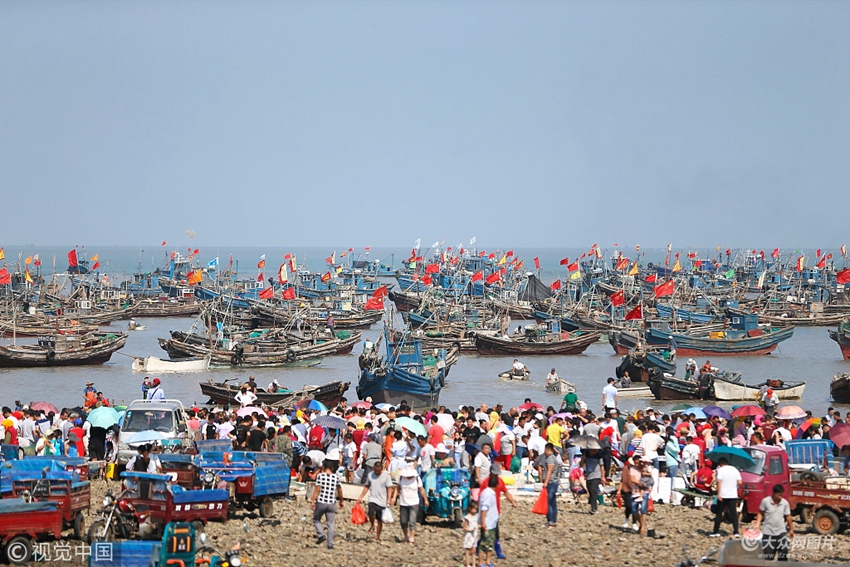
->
[[453, 507, 463, 529], [799, 506, 812, 525], [5, 536, 32, 564], [813, 509, 840, 535], [88, 520, 113, 543], [259, 498, 274, 518], [74, 512, 86, 540]]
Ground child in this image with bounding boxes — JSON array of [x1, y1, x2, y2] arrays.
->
[[462, 500, 480, 567], [343, 433, 357, 482]]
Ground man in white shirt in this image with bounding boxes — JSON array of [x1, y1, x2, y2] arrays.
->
[[235, 387, 257, 408], [417, 436, 435, 474], [773, 422, 793, 449], [710, 457, 742, 537], [602, 378, 618, 416], [146, 378, 165, 401], [474, 444, 493, 487], [478, 475, 501, 566], [681, 436, 701, 479], [640, 426, 664, 468]]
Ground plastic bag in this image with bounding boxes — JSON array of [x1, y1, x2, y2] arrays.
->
[[616, 493, 623, 509], [382, 506, 394, 523], [647, 498, 655, 514], [532, 489, 548, 515], [350, 502, 367, 525]]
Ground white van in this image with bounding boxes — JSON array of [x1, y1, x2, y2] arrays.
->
[[117, 399, 190, 466]]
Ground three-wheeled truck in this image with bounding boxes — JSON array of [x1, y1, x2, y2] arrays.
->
[[740, 444, 850, 535], [196, 451, 290, 518], [0, 498, 63, 564]]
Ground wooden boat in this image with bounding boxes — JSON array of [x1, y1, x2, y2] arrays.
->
[[713, 374, 806, 401], [615, 349, 676, 383], [132, 299, 203, 318], [200, 378, 350, 407], [0, 332, 127, 367], [545, 378, 576, 394], [131, 355, 210, 373], [655, 303, 719, 324], [387, 289, 423, 312], [499, 368, 530, 382], [730, 307, 850, 328], [357, 326, 447, 410], [0, 320, 100, 338], [615, 384, 653, 398], [158, 338, 326, 368], [474, 327, 600, 356], [831, 373, 850, 403], [828, 321, 850, 360], [646, 314, 794, 356], [647, 374, 705, 401]]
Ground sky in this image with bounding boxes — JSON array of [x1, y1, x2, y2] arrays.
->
[[1, 1, 848, 250]]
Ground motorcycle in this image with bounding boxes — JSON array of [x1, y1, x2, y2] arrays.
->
[[87, 489, 156, 542], [196, 532, 246, 567]]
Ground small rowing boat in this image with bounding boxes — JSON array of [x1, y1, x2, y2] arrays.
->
[[132, 355, 210, 373]]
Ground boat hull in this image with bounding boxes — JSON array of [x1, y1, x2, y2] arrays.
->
[[132, 355, 210, 373], [474, 331, 600, 355], [713, 378, 805, 401], [199, 380, 349, 407], [646, 326, 794, 356], [831, 374, 850, 403], [0, 334, 127, 367], [828, 329, 850, 361]]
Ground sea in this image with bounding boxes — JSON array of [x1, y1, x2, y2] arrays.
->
[[0, 246, 847, 416]]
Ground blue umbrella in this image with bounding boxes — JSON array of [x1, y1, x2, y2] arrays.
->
[[682, 407, 707, 420], [705, 446, 755, 469], [703, 405, 732, 420], [297, 399, 328, 412], [375, 403, 396, 411], [86, 407, 120, 428]]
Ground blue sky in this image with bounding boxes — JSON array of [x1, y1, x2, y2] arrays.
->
[[1, 1, 848, 249]]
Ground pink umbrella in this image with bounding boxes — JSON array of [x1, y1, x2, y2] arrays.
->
[[31, 402, 59, 414], [830, 422, 850, 449], [775, 405, 806, 421], [236, 406, 267, 418], [435, 413, 455, 433], [349, 401, 372, 409], [519, 402, 543, 412], [731, 405, 765, 418]]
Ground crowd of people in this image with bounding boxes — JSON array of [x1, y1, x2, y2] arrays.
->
[[3, 374, 850, 564]]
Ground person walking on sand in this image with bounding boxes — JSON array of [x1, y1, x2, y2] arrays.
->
[[393, 467, 427, 544], [542, 443, 560, 527], [478, 475, 500, 566], [710, 457, 742, 538], [462, 500, 480, 567], [310, 459, 344, 549], [356, 460, 394, 542]]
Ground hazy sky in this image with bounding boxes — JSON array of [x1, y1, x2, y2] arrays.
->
[[1, 1, 848, 249]]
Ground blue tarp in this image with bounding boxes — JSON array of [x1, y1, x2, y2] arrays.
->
[[252, 462, 290, 497], [0, 497, 59, 513], [172, 488, 229, 504]]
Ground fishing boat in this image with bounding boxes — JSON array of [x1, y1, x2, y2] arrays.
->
[[828, 320, 850, 360], [615, 348, 676, 383], [615, 384, 653, 398], [131, 355, 210, 373], [713, 374, 806, 401], [474, 324, 600, 356], [499, 368, 530, 382], [831, 373, 850, 403], [645, 314, 794, 356], [357, 326, 447, 410], [200, 378, 350, 407], [654, 303, 719, 324], [157, 338, 326, 368], [647, 373, 704, 401], [0, 332, 127, 367], [132, 299, 203, 318], [545, 378, 576, 394]]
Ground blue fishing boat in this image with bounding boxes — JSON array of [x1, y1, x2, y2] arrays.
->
[[645, 314, 794, 356], [654, 303, 719, 324], [357, 326, 447, 409]]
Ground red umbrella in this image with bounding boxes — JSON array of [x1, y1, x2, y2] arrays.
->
[[731, 405, 765, 418], [349, 401, 373, 409], [519, 402, 543, 411], [31, 401, 59, 414], [830, 422, 850, 449]]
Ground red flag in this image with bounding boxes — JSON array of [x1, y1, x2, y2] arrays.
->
[[193, 248, 199, 255], [817, 256, 826, 269], [654, 280, 675, 298], [559, 257, 570, 266], [92, 261, 101, 271], [321, 272, 332, 283], [364, 297, 384, 311], [796, 256, 804, 272], [256, 272, 264, 282], [817, 249, 821, 258], [550, 279, 561, 291], [533, 257, 540, 270], [625, 305, 643, 320], [694, 260, 703, 268], [725, 248, 731, 256], [0, 268, 10, 285], [161, 241, 166, 246], [485, 272, 501, 285], [33, 257, 41, 267], [68, 249, 78, 267], [422, 275, 433, 286], [488, 253, 495, 260], [471, 271, 484, 282], [425, 263, 440, 274], [372, 285, 388, 299], [186, 270, 195, 283], [365, 246, 371, 251], [259, 286, 274, 300], [284, 253, 292, 260], [611, 290, 625, 307], [282, 287, 296, 300], [836, 269, 850, 284], [644, 273, 657, 283], [478, 251, 486, 257], [827, 253, 833, 260], [615, 258, 629, 271], [567, 261, 579, 273], [506, 250, 514, 257], [771, 248, 780, 258]]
